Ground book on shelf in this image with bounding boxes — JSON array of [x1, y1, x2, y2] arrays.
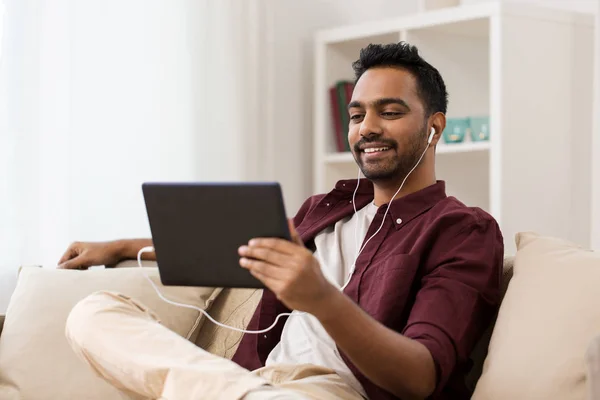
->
[[328, 80, 354, 153]]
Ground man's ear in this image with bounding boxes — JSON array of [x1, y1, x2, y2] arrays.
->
[[429, 112, 446, 147]]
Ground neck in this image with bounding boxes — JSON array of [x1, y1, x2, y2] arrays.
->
[[371, 158, 436, 207]]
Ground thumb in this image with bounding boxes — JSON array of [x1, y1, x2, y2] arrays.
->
[[288, 219, 303, 246]]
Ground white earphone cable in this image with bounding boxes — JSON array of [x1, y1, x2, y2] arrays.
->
[[352, 166, 362, 255], [137, 247, 298, 334]]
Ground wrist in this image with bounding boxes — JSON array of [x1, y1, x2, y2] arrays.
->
[[112, 239, 131, 260], [312, 285, 347, 323]]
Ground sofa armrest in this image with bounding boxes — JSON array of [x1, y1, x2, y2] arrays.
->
[[0, 264, 156, 335]]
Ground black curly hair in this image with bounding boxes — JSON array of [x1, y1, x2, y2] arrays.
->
[[352, 42, 448, 116]]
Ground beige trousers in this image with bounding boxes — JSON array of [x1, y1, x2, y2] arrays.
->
[[65, 291, 364, 400]]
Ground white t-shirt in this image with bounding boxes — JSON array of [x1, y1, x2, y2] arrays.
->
[[265, 202, 378, 398]]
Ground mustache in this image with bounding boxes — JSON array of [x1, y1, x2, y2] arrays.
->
[[354, 137, 397, 152]]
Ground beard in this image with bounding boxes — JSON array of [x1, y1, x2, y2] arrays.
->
[[355, 128, 427, 182]]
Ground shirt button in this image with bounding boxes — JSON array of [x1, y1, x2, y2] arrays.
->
[[349, 200, 352, 203], [263, 335, 268, 339], [396, 218, 402, 224], [325, 203, 330, 206]]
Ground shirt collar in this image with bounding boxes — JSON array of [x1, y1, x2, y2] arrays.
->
[[333, 179, 447, 230]]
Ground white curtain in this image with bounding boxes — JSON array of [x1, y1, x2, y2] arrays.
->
[[0, 0, 273, 312], [592, 0, 600, 250]]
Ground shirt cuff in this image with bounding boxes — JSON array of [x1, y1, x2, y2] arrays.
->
[[403, 322, 457, 394]]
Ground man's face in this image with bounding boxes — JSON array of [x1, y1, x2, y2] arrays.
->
[[348, 67, 428, 182]]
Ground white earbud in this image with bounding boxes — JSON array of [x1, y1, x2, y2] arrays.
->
[[428, 127, 435, 144]]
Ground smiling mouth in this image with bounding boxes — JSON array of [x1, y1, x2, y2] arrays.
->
[[363, 147, 391, 154]]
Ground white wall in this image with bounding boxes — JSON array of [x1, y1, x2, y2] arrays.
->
[[462, 0, 598, 13], [533, 0, 597, 13]]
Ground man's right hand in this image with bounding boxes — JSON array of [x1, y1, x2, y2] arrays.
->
[[58, 241, 126, 270]]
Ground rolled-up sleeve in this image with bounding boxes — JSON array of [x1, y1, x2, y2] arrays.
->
[[402, 217, 504, 393]]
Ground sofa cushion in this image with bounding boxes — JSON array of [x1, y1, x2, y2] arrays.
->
[[464, 256, 514, 391], [0, 266, 221, 400], [472, 232, 600, 400], [195, 288, 262, 358]]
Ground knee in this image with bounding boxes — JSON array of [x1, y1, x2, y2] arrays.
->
[[65, 291, 134, 348]]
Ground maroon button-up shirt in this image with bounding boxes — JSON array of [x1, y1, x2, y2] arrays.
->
[[232, 180, 503, 399]]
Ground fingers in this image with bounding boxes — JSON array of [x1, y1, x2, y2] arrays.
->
[[239, 257, 286, 280], [58, 245, 78, 265], [247, 220, 304, 252], [246, 267, 282, 293], [238, 245, 287, 267], [58, 255, 88, 270], [247, 237, 297, 255]]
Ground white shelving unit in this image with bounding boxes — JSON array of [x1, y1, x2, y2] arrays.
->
[[313, 2, 594, 253]]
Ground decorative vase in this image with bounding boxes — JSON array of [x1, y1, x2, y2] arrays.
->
[[443, 118, 469, 143], [470, 116, 490, 141]]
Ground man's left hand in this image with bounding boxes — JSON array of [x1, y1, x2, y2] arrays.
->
[[238, 219, 336, 315]]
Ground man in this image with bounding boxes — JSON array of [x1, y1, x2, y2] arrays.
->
[[61, 42, 503, 400]]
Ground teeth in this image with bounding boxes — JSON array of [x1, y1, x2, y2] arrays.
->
[[364, 147, 390, 153]]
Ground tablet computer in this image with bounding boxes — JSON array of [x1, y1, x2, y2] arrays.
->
[[142, 182, 291, 288]]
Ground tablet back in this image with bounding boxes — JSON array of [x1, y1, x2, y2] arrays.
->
[[142, 182, 290, 288]]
